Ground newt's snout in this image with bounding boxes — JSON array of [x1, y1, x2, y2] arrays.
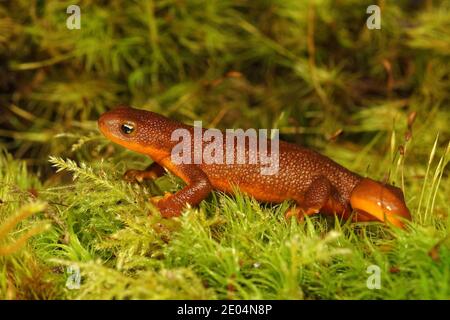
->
[[350, 178, 411, 228]]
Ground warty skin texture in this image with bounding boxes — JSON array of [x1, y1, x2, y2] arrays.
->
[[98, 106, 411, 228]]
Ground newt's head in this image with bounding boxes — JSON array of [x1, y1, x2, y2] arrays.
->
[[350, 178, 411, 228], [98, 106, 173, 156]]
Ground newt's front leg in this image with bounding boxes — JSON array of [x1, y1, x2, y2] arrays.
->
[[152, 158, 212, 218], [124, 162, 166, 183]]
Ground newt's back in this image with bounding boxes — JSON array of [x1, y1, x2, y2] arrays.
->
[[198, 140, 361, 205]]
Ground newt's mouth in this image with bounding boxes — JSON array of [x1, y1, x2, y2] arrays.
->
[[350, 178, 412, 228]]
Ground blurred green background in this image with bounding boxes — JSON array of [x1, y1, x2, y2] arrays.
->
[[0, 0, 449, 300], [1, 0, 448, 167]]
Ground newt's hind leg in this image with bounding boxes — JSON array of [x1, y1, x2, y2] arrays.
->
[[285, 175, 332, 221], [124, 162, 166, 183]]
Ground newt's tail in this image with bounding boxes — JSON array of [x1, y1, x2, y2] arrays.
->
[[349, 178, 411, 228]]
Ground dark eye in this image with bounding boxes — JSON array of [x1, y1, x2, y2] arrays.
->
[[120, 123, 135, 135]]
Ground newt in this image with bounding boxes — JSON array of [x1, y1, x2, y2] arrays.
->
[[98, 106, 412, 228]]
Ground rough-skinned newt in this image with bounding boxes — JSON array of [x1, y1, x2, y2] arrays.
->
[[98, 106, 412, 228]]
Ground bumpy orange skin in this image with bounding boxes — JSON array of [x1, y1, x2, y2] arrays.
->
[[98, 106, 411, 227]]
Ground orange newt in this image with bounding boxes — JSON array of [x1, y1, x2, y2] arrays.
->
[[98, 106, 411, 228]]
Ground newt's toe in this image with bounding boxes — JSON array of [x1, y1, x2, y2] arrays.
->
[[124, 169, 144, 183], [284, 206, 320, 222]]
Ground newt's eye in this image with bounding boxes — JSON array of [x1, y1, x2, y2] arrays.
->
[[120, 123, 135, 135]]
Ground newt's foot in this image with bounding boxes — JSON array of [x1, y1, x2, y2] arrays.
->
[[285, 207, 301, 220], [124, 169, 159, 183], [150, 192, 173, 205], [150, 192, 180, 218], [284, 206, 320, 222]]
